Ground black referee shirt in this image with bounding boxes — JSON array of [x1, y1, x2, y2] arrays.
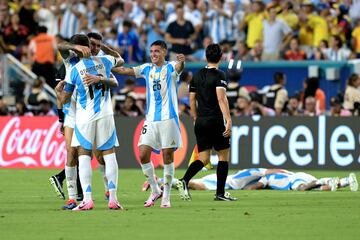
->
[[189, 67, 227, 117]]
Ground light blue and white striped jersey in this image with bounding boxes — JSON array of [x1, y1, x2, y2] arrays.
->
[[290, 172, 317, 190], [64, 55, 119, 123], [259, 173, 293, 190], [205, 9, 233, 43], [227, 168, 267, 190], [62, 50, 80, 117], [133, 61, 180, 123], [60, 3, 86, 39]]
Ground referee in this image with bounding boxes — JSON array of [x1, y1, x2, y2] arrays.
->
[[177, 43, 236, 201]]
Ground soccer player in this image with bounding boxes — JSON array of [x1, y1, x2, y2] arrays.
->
[[176, 43, 235, 201], [112, 40, 184, 208], [51, 33, 122, 209], [57, 34, 124, 211]]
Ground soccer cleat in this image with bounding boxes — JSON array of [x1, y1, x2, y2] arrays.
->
[[72, 200, 94, 211], [144, 192, 162, 207], [160, 196, 171, 208], [176, 179, 191, 201], [108, 200, 123, 210], [49, 175, 65, 200], [61, 199, 77, 210], [141, 181, 150, 192], [329, 178, 339, 192], [349, 173, 358, 192], [214, 193, 238, 201], [105, 191, 110, 200]]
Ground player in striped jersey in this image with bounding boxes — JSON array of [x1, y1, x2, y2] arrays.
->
[[112, 40, 185, 208], [57, 34, 124, 211]]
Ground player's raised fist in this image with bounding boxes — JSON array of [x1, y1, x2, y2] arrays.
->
[[176, 54, 186, 63]]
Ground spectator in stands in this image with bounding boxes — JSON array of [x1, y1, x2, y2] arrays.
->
[[165, 4, 196, 60], [277, 1, 299, 31], [306, 3, 330, 48], [118, 95, 141, 117], [263, 72, 288, 116], [303, 96, 319, 116], [18, 0, 38, 34], [285, 94, 303, 116], [36, 0, 60, 36], [248, 39, 263, 62], [0, 97, 8, 116], [324, 35, 351, 61], [284, 37, 306, 61], [343, 73, 360, 113], [59, 0, 86, 39], [220, 40, 234, 61], [261, 3, 292, 61], [351, 19, 360, 59], [113, 77, 136, 111], [301, 77, 326, 114], [226, 69, 249, 110], [331, 4, 351, 45], [250, 92, 275, 116], [178, 97, 190, 116], [202, 0, 233, 43], [13, 101, 33, 116], [189, 36, 212, 62], [232, 95, 252, 117], [240, 0, 264, 49], [310, 47, 326, 60], [117, 19, 142, 63], [24, 77, 49, 108], [142, 8, 166, 61], [329, 96, 351, 117], [2, 13, 29, 56], [234, 41, 251, 62], [38, 99, 56, 116], [28, 26, 57, 88]]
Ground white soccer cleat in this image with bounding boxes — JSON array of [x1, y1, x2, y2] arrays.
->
[[349, 173, 358, 192], [176, 179, 191, 201]]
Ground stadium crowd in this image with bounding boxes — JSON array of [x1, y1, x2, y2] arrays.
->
[[0, 0, 360, 117]]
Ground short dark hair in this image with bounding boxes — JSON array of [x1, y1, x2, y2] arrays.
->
[[273, 72, 285, 84], [38, 26, 47, 33], [70, 34, 90, 47], [206, 44, 222, 63], [150, 40, 167, 50], [87, 32, 103, 41], [123, 20, 133, 28]]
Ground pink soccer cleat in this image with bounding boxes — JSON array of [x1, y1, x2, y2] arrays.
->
[[72, 200, 94, 211], [108, 200, 124, 210], [144, 192, 162, 207]]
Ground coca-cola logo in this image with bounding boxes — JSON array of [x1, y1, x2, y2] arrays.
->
[[0, 117, 66, 168]]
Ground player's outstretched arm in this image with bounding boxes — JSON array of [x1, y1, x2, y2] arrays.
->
[[111, 67, 136, 76], [175, 54, 185, 74], [58, 41, 91, 59], [83, 74, 118, 88]]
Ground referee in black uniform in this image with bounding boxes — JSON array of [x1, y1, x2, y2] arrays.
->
[[177, 43, 236, 201]]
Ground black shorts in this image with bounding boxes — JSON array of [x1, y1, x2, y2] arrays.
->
[[194, 116, 230, 152]]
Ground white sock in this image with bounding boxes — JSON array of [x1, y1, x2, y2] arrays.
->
[[65, 166, 77, 200], [163, 163, 174, 198], [340, 177, 349, 187], [141, 162, 161, 194], [78, 155, 92, 202], [103, 153, 118, 202], [98, 164, 109, 192], [317, 178, 332, 185]]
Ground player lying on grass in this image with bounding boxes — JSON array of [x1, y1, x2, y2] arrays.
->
[[246, 171, 358, 191], [142, 169, 358, 192]]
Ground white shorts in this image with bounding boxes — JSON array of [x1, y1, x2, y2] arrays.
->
[[290, 172, 317, 190], [64, 114, 75, 128], [192, 174, 230, 190], [72, 115, 118, 151], [138, 118, 182, 151]]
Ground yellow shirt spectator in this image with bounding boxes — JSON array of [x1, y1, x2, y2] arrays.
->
[[308, 15, 329, 47], [299, 21, 313, 46], [278, 12, 299, 30], [244, 13, 264, 48], [352, 26, 360, 54]]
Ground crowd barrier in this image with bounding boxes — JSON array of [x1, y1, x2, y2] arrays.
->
[[0, 116, 359, 170]]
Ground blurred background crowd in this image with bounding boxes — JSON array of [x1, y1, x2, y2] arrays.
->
[[0, 0, 359, 117]]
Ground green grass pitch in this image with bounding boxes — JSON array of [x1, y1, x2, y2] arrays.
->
[[0, 169, 359, 240]]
